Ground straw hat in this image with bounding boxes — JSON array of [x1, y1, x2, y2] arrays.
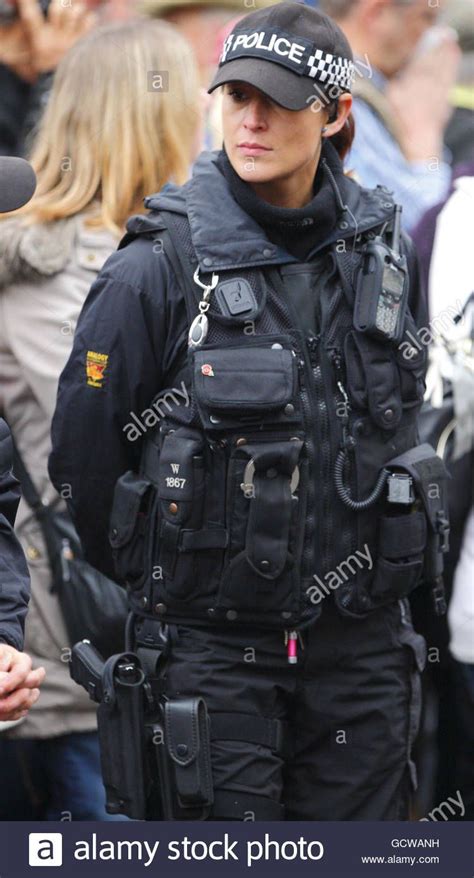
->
[[141, 0, 281, 19]]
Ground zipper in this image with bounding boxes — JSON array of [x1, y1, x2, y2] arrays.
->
[[192, 334, 292, 353], [310, 275, 348, 577], [276, 335, 318, 609], [295, 352, 317, 593], [308, 336, 333, 580], [329, 348, 358, 567], [266, 267, 325, 621]]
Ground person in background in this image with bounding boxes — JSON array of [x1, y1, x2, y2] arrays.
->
[[85, 0, 141, 20], [320, 0, 460, 232], [442, 0, 474, 167], [139, 0, 280, 149], [140, 0, 278, 86], [412, 168, 474, 819], [0, 0, 96, 155], [0, 421, 45, 725], [0, 18, 200, 819]]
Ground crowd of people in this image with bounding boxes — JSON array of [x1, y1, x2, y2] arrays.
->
[[0, 0, 472, 822]]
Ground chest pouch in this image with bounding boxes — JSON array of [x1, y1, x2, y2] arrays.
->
[[190, 343, 306, 615], [344, 330, 402, 430], [239, 439, 303, 581], [192, 343, 301, 430], [157, 428, 208, 580]]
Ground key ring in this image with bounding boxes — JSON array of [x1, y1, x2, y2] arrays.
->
[[188, 268, 219, 348]]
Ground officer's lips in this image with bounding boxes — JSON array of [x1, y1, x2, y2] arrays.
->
[[237, 142, 273, 156]]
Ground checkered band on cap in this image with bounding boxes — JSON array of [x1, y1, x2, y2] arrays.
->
[[305, 49, 355, 92]]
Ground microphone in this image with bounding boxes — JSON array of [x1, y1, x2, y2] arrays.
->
[[0, 157, 37, 213]]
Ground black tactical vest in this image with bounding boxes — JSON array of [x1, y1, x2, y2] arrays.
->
[[109, 209, 449, 631]]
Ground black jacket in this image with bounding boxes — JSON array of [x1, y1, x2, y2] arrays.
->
[[49, 149, 427, 584], [0, 419, 30, 649]]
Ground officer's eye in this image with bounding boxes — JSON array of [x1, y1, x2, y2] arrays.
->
[[227, 87, 248, 103]]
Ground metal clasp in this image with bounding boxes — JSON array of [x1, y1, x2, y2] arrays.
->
[[436, 511, 450, 553], [193, 267, 219, 314], [240, 458, 300, 499], [188, 268, 219, 349]]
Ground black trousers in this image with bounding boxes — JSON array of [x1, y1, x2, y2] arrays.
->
[[139, 596, 426, 821]]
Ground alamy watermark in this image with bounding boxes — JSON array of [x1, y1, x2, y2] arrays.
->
[[419, 789, 465, 822], [306, 54, 372, 116], [399, 299, 464, 360], [306, 543, 373, 605], [123, 381, 189, 442]]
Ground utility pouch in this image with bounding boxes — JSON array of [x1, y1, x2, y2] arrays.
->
[[109, 472, 154, 588], [157, 427, 205, 584], [344, 330, 402, 429], [219, 435, 306, 616], [158, 429, 204, 522], [370, 509, 427, 604], [242, 439, 303, 580], [385, 443, 451, 614], [153, 426, 229, 603], [164, 697, 213, 813], [192, 343, 300, 430], [394, 312, 427, 408]]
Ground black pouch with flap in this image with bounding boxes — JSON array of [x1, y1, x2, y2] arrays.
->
[[192, 344, 301, 430]]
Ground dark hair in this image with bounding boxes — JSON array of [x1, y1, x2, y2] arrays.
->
[[323, 96, 355, 162], [329, 112, 355, 161]]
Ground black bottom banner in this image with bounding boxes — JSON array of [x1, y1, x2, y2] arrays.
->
[[1, 820, 472, 877]]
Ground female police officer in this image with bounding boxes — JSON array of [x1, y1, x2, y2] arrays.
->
[[50, 3, 448, 821]]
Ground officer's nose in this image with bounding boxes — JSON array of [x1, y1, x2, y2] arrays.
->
[[243, 97, 268, 132]]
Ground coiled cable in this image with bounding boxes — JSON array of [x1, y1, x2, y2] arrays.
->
[[334, 449, 390, 510]]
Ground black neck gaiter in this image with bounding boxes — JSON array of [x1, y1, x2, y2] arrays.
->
[[216, 139, 345, 261]]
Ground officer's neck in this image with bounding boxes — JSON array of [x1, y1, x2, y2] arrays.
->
[[249, 154, 320, 210]]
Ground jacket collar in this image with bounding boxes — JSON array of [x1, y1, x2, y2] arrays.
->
[[139, 150, 396, 274]]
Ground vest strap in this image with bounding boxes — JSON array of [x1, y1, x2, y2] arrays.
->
[[180, 528, 228, 551]]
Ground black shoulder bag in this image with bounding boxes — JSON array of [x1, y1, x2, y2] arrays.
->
[[13, 445, 128, 658]]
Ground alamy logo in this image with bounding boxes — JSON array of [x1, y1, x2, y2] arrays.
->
[[29, 833, 63, 867]]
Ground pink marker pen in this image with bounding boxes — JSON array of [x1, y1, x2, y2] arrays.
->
[[287, 630, 298, 665]]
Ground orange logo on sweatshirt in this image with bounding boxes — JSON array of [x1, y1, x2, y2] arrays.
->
[[86, 351, 108, 388]]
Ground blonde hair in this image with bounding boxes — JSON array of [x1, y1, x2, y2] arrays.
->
[[18, 19, 199, 235]]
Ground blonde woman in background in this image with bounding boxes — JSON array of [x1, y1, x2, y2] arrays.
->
[[0, 18, 201, 820]]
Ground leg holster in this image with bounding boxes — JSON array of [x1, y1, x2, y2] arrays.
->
[[69, 640, 214, 820], [70, 639, 287, 821], [146, 704, 287, 821]]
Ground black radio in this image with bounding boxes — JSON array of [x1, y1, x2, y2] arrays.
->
[[354, 205, 409, 344]]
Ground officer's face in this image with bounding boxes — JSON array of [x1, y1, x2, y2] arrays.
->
[[222, 82, 329, 197]]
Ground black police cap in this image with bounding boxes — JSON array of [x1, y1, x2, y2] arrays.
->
[[208, 1, 355, 111]]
